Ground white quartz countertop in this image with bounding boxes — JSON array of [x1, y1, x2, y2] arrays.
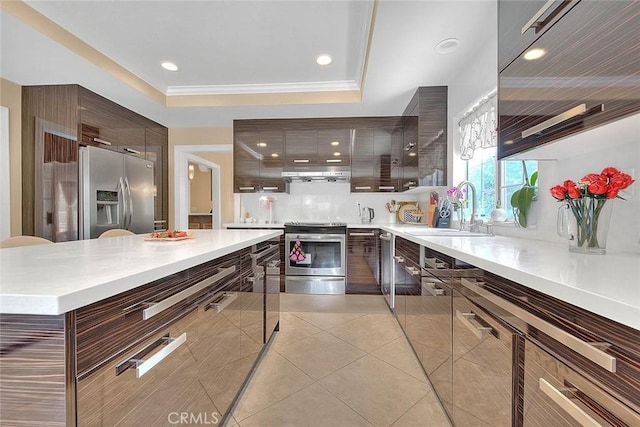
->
[[0, 229, 282, 316], [380, 224, 640, 330]]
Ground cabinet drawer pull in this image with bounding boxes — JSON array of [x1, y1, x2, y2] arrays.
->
[[93, 137, 113, 146], [239, 186, 255, 191], [424, 257, 446, 269], [539, 378, 602, 427], [349, 232, 375, 236], [293, 159, 309, 163], [521, 104, 588, 139], [141, 265, 236, 320], [123, 147, 141, 154], [460, 278, 617, 372], [355, 186, 372, 190], [247, 272, 265, 283], [404, 265, 421, 276], [115, 333, 187, 378], [456, 310, 493, 339], [394, 256, 405, 263], [422, 280, 445, 296], [379, 233, 392, 241], [262, 186, 279, 190], [378, 186, 396, 190], [205, 292, 237, 313], [521, 0, 574, 35], [250, 244, 279, 260]]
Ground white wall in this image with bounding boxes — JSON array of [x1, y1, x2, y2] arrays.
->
[[237, 182, 430, 225]]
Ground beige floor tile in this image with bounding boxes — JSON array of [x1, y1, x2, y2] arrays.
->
[[224, 415, 239, 427], [290, 311, 366, 330], [372, 336, 429, 383], [271, 312, 322, 350], [327, 313, 403, 352], [391, 392, 452, 427], [232, 350, 314, 421], [276, 331, 366, 380], [281, 294, 390, 314], [239, 383, 374, 427], [319, 355, 431, 426]]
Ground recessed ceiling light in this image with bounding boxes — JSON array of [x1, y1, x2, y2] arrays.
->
[[523, 48, 546, 60], [316, 54, 332, 66], [333, 152, 341, 156], [271, 153, 279, 158], [257, 142, 267, 147], [434, 38, 460, 55], [331, 141, 340, 146], [161, 61, 179, 71]]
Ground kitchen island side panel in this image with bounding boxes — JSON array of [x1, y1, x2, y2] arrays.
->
[[0, 313, 75, 426]]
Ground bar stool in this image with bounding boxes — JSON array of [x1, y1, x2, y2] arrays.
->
[[0, 236, 54, 248], [98, 229, 135, 239]]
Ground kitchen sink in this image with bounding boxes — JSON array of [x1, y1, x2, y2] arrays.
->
[[403, 228, 492, 237]]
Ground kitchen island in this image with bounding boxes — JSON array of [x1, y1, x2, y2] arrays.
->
[[0, 229, 283, 426]]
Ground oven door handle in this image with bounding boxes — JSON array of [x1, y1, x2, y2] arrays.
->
[[288, 234, 345, 240], [539, 378, 603, 427]]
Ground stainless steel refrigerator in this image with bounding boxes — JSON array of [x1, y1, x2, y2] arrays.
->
[[79, 146, 154, 239]]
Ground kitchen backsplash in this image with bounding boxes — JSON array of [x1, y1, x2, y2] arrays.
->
[[235, 182, 439, 225]]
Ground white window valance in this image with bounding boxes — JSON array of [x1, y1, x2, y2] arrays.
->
[[458, 90, 497, 160]]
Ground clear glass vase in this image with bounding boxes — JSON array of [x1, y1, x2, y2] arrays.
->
[[557, 198, 613, 254]]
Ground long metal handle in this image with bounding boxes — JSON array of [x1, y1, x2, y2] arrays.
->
[[141, 265, 236, 320], [404, 265, 421, 276], [422, 280, 445, 296], [94, 137, 113, 146], [239, 186, 255, 191], [355, 186, 372, 190], [116, 333, 187, 378], [456, 309, 493, 340], [205, 292, 238, 313], [424, 257, 446, 269], [539, 378, 602, 427], [124, 177, 133, 230], [460, 278, 616, 372], [521, 104, 587, 139], [250, 244, 279, 261], [378, 186, 396, 190], [349, 232, 375, 237], [124, 147, 141, 154], [262, 186, 279, 190], [379, 233, 392, 241], [119, 177, 127, 228]]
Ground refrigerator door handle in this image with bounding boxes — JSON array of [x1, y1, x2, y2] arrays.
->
[[118, 177, 128, 229], [124, 177, 133, 230]]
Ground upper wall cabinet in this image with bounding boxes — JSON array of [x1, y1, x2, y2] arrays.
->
[[497, 0, 640, 159], [402, 86, 448, 188]]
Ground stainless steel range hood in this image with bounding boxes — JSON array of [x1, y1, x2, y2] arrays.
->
[[282, 167, 350, 182]]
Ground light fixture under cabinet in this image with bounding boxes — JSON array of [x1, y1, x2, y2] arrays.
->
[[523, 48, 546, 60]]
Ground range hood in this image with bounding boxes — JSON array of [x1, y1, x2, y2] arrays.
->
[[282, 166, 350, 182]]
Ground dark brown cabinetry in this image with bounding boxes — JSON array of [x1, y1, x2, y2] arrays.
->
[[346, 228, 380, 294], [21, 85, 169, 238], [234, 126, 285, 193], [402, 86, 448, 187], [497, 0, 640, 159]]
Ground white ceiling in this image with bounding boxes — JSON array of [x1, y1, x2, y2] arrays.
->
[[0, 0, 497, 127]]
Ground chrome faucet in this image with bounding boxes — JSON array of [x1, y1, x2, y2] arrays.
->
[[455, 180, 480, 232]]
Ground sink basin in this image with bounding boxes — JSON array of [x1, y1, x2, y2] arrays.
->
[[403, 229, 491, 237]]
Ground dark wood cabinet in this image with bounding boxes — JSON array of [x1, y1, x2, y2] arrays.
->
[[346, 228, 380, 294], [402, 87, 448, 187], [233, 128, 285, 192], [21, 85, 168, 237], [497, 0, 640, 159]]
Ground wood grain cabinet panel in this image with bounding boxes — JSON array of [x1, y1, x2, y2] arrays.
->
[[497, 0, 640, 159], [346, 228, 380, 294]]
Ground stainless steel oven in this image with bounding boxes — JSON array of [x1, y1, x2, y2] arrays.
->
[[284, 223, 346, 294]]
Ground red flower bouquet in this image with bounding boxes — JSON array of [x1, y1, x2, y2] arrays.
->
[[550, 167, 635, 253]]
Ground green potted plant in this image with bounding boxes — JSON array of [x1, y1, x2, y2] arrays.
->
[[511, 161, 538, 228]]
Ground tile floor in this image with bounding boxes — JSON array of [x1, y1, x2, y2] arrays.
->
[[229, 294, 451, 427]]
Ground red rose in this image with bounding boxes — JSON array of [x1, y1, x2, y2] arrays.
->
[[567, 186, 581, 199], [563, 180, 577, 189], [606, 187, 619, 199], [601, 167, 620, 178], [550, 185, 567, 200], [610, 172, 635, 190], [581, 173, 606, 185]]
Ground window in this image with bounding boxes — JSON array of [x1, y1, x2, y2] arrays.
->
[[465, 146, 537, 221]]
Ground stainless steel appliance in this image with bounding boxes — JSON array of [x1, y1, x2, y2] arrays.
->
[[79, 146, 154, 239], [284, 222, 346, 294], [380, 232, 394, 308]]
